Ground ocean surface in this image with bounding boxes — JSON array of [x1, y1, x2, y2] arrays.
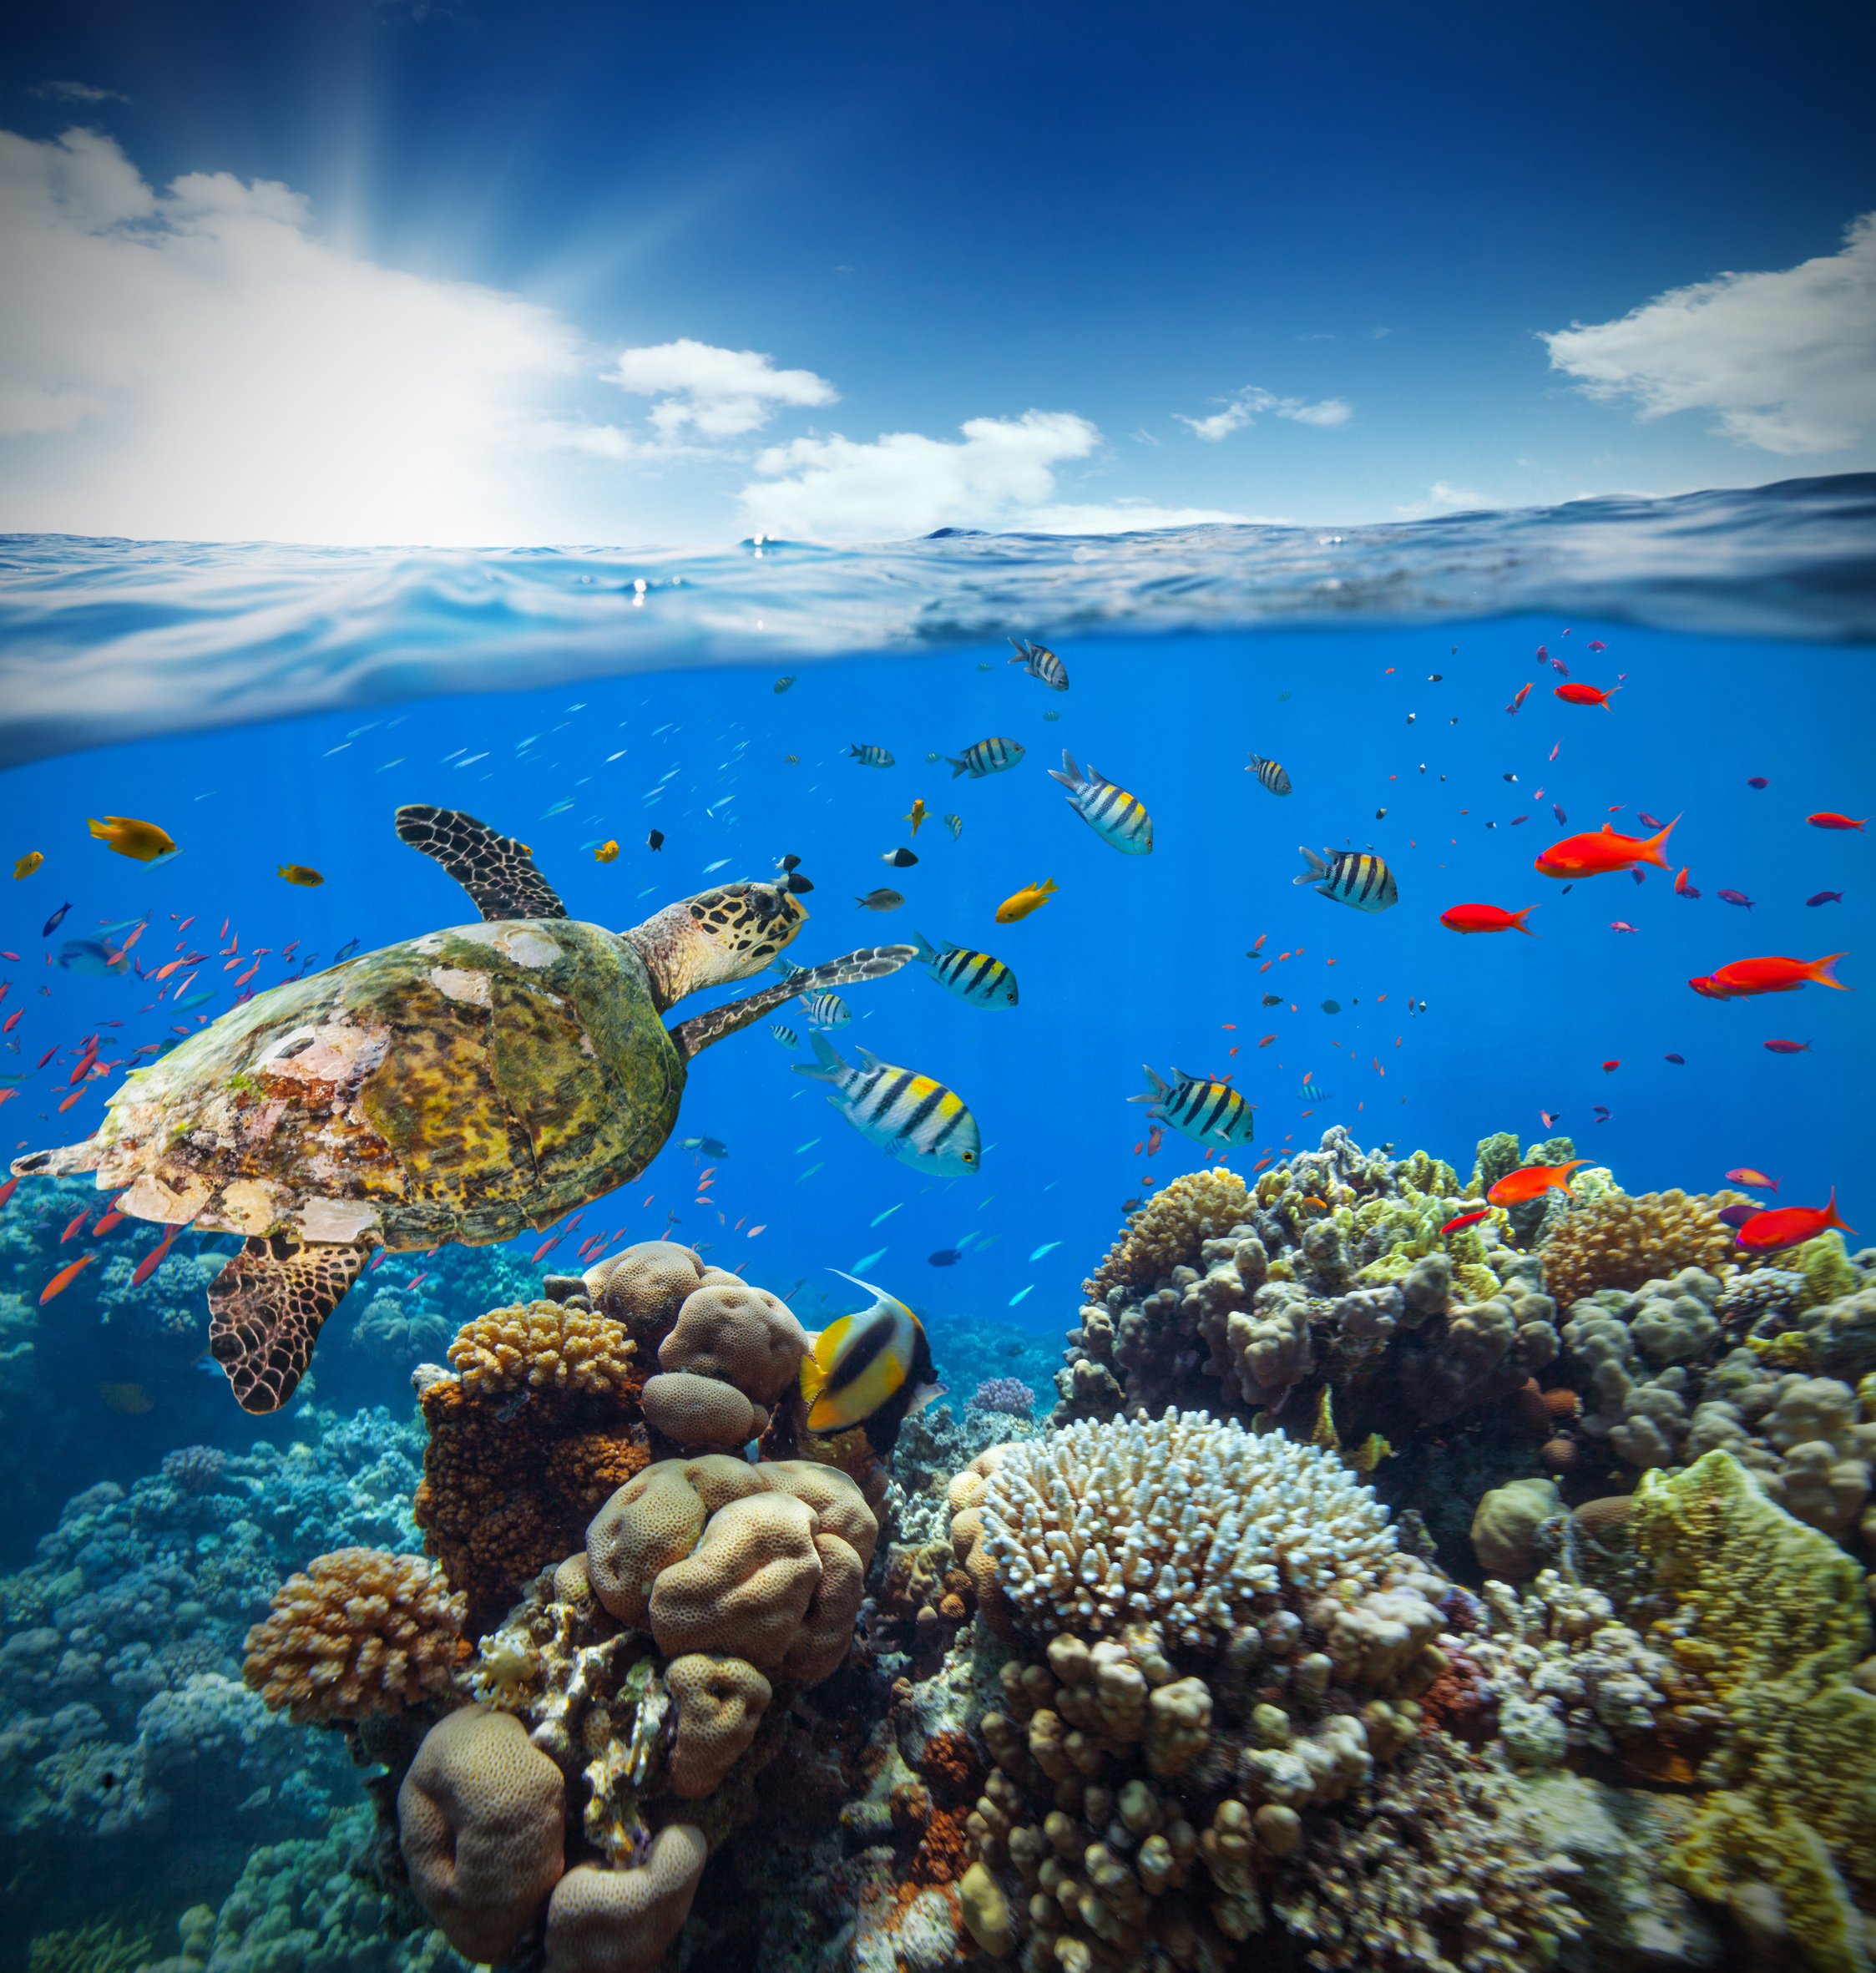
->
[[0, 474, 1871, 1968]]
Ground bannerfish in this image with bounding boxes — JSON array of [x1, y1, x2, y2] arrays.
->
[[949, 736, 1024, 779], [1246, 753, 1292, 797], [911, 932, 1019, 1009], [88, 815, 177, 863], [995, 878, 1058, 923], [13, 852, 42, 881], [1487, 1160, 1588, 1206], [1130, 1065, 1256, 1149], [1049, 751, 1153, 854], [277, 864, 324, 886], [855, 888, 904, 912], [849, 744, 895, 768], [799, 1269, 943, 1452], [795, 1035, 981, 1175], [1297, 847, 1398, 913], [1009, 638, 1069, 690]]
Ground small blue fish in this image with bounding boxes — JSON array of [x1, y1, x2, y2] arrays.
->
[[333, 937, 362, 961]]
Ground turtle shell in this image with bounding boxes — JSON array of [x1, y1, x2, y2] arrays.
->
[[92, 918, 681, 1251]]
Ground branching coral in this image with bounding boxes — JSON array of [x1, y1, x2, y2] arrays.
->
[[242, 1547, 466, 1724], [1541, 1190, 1746, 1309]]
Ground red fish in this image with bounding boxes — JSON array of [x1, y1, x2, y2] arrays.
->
[[1609, 921, 1637, 933], [1441, 1208, 1490, 1234], [1702, 953, 1848, 998], [1535, 817, 1676, 879], [1506, 682, 1532, 714], [1587, 640, 1606, 652], [39, 1254, 94, 1303], [1734, 1191, 1853, 1254], [1763, 1039, 1811, 1054], [1808, 891, 1843, 906], [94, 1208, 125, 1235], [2, 1009, 19, 1034], [1724, 1168, 1779, 1190], [530, 1236, 560, 1262], [1673, 867, 1698, 898], [129, 1227, 179, 1288], [1601, 1060, 1620, 1071], [59, 1210, 88, 1242], [1686, 976, 1731, 999], [0, 1176, 17, 1208], [1439, 903, 1537, 936], [1555, 682, 1616, 708], [1488, 1159, 1588, 1206], [1808, 812, 1866, 832], [34, 1045, 56, 1069]]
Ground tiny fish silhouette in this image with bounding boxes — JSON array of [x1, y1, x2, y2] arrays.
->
[[1807, 891, 1843, 907], [1717, 890, 1754, 908]]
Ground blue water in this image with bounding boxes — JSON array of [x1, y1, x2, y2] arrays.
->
[[0, 479, 1872, 1963]]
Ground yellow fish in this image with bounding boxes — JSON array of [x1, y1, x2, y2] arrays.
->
[[594, 840, 620, 863], [276, 863, 324, 887], [98, 1380, 154, 1416], [994, 877, 1059, 924], [88, 815, 177, 863], [799, 1271, 942, 1453], [905, 799, 928, 836], [13, 851, 43, 880]]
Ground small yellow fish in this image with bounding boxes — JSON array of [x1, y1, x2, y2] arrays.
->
[[594, 840, 620, 863], [276, 863, 324, 887], [13, 851, 43, 880], [905, 799, 928, 836], [995, 878, 1059, 924], [88, 815, 177, 863], [98, 1380, 154, 1416]]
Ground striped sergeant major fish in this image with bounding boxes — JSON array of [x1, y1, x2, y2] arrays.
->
[[1130, 1065, 1256, 1148], [799, 1268, 944, 1452], [795, 1033, 981, 1175], [770, 1023, 799, 1048], [1296, 845, 1398, 913], [800, 989, 851, 1028], [1246, 752, 1292, 797], [948, 735, 1025, 779], [911, 931, 1019, 1009], [1299, 1080, 1330, 1103], [943, 814, 964, 840], [1048, 750, 1153, 855], [1009, 637, 1069, 691], [848, 743, 895, 768]]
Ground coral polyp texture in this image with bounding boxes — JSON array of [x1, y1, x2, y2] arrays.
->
[[968, 1409, 1398, 1645], [242, 1547, 467, 1724], [445, 1295, 641, 1401], [1540, 1187, 1747, 1308]]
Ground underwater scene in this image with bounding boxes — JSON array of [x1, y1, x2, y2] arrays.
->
[[1, 485, 1874, 1973]]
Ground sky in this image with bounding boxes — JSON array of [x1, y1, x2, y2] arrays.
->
[[3, 0, 1873, 547]]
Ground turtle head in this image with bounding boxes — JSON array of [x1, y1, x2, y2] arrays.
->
[[625, 881, 807, 1009]]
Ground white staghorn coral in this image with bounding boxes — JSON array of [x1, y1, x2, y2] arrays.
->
[[978, 1408, 1398, 1646]]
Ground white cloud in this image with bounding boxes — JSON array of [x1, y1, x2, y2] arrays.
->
[[610, 337, 836, 440], [741, 411, 1101, 540], [1543, 215, 1876, 454], [31, 81, 131, 105], [1177, 385, 1353, 441]]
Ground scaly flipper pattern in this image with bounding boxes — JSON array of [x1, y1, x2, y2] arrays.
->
[[671, 945, 917, 1060], [395, 805, 569, 922], [208, 1235, 367, 1414]]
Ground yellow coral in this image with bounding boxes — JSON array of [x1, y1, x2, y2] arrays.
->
[[1786, 1232, 1863, 1315], [1540, 1189, 1745, 1308], [243, 1548, 467, 1723], [1083, 1168, 1251, 1302], [1631, 1449, 1876, 1970], [447, 1299, 639, 1401]]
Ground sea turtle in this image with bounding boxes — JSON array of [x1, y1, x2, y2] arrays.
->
[[12, 806, 915, 1414]]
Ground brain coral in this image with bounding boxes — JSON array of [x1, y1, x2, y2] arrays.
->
[[1540, 1189, 1746, 1308], [544, 1827, 709, 1973], [665, 1652, 773, 1798], [1084, 1167, 1252, 1302], [241, 1548, 466, 1724], [656, 1280, 808, 1407], [397, 1703, 567, 1964], [973, 1409, 1398, 1646], [584, 1240, 712, 1345]]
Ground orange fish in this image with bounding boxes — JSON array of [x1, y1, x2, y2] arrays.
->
[[1807, 812, 1866, 832], [1734, 1191, 1853, 1254], [1696, 953, 1848, 999], [39, 1253, 94, 1303], [130, 1227, 180, 1287], [1555, 682, 1616, 708], [1505, 682, 1532, 714], [1724, 1167, 1779, 1191], [1440, 903, 1537, 936], [1441, 1207, 1490, 1234], [1487, 1159, 1588, 1206], [1535, 817, 1676, 879]]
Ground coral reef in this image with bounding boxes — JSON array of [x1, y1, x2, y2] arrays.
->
[[1541, 1190, 1747, 1309]]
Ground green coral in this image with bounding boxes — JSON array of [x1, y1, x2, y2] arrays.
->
[[1788, 1233, 1863, 1315], [1631, 1449, 1876, 1971], [27, 1919, 159, 1973]]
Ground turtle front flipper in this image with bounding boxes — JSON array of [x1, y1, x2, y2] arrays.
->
[[207, 1234, 367, 1414], [670, 944, 916, 1060], [396, 805, 569, 922]]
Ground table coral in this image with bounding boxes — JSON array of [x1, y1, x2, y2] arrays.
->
[[242, 1547, 466, 1724]]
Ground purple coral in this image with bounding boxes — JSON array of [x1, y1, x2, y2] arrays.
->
[[161, 1445, 229, 1495], [969, 1377, 1035, 1418]]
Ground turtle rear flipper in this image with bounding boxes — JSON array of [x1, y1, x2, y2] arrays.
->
[[396, 805, 569, 922], [671, 944, 916, 1060], [208, 1234, 367, 1414]]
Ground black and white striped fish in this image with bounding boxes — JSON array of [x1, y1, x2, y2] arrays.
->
[[943, 813, 964, 840], [1129, 1066, 1256, 1148], [1049, 750, 1153, 854], [948, 735, 1024, 779], [800, 990, 851, 1028], [1009, 638, 1069, 691], [770, 1023, 799, 1047], [1246, 752, 1292, 797], [911, 931, 1019, 1009], [795, 1034, 981, 1174], [1296, 845, 1398, 913], [849, 743, 895, 768]]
